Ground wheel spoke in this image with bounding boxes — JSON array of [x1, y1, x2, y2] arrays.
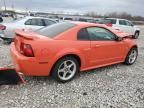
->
[[68, 62, 74, 68], [62, 71, 67, 78], [58, 68, 64, 73], [129, 58, 133, 62], [64, 61, 68, 68], [68, 70, 74, 74]]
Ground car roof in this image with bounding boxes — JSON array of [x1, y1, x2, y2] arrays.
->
[[24, 16, 57, 21], [70, 21, 106, 27], [106, 18, 129, 21]]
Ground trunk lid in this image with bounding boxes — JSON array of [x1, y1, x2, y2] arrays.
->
[[14, 29, 52, 56], [14, 29, 38, 53]]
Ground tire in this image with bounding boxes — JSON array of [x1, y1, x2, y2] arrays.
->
[[133, 31, 139, 39], [124, 47, 138, 65], [0, 17, 3, 23], [0, 37, 13, 44], [51, 56, 79, 83]]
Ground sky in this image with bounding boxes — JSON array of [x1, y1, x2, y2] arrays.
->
[[1, 0, 144, 16]]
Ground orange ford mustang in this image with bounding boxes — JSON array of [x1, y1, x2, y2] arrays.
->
[[10, 22, 138, 82]]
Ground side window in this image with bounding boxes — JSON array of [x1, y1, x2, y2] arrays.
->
[[64, 18, 73, 21], [126, 21, 134, 26], [43, 19, 56, 26], [25, 19, 32, 25], [31, 19, 44, 26], [25, 19, 44, 26], [87, 27, 116, 41], [119, 20, 127, 25], [77, 28, 89, 41], [108, 19, 117, 24]]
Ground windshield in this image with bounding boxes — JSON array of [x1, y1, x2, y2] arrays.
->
[[36, 22, 76, 38]]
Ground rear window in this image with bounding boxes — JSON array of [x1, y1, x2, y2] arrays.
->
[[99, 19, 111, 24], [78, 18, 88, 22], [36, 22, 76, 38], [106, 19, 117, 24]]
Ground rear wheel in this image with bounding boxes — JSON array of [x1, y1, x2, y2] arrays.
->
[[51, 56, 79, 83], [124, 48, 138, 65], [133, 31, 139, 39]]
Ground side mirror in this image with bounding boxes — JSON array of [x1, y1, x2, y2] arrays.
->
[[115, 37, 123, 41]]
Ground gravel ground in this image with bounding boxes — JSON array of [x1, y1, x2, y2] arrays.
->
[[0, 26, 144, 108]]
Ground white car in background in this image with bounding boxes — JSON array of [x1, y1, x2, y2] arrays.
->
[[105, 18, 140, 39], [0, 16, 57, 41]]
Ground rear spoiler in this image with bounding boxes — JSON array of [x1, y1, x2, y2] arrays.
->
[[15, 29, 38, 40]]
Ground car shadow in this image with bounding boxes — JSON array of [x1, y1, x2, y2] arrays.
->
[[23, 63, 128, 84]]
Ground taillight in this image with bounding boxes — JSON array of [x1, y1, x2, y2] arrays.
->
[[0, 25, 6, 30], [106, 23, 112, 27], [20, 43, 34, 57]]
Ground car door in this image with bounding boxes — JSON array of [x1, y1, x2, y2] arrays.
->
[[117, 20, 128, 32], [24, 18, 45, 30], [118, 20, 134, 34], [77, 28, 91, 68], [87, 27, 126, 66], [125, 21, 135, 35]]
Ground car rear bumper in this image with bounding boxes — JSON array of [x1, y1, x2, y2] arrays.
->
[[10, 43, 51, 76], [0, 31, 13, 40], [0, 30, 15, 39]]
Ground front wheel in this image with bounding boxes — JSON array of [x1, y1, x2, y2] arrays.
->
[[51, 56, 79, 83], [124, 48, 138, 65]]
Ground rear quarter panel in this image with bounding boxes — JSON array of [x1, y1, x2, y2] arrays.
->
[[28, 39, 91, 75]]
